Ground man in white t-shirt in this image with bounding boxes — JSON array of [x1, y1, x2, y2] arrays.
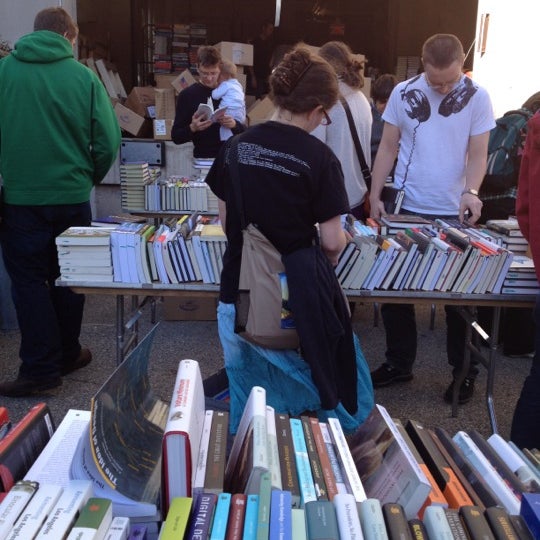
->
[[368, 34, 495, 404]]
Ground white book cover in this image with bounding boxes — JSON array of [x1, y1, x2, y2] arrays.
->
[[162, 359, 206, 511], [422, 505, 454, 540], [0, 481, 39, 540], [358, 498, 388, 540], [35, 480, 93, 539], [224, 386, 268, 495], [103, 516, 130, 540], [333, 493, 364, 540], [266, 406, 282, 491], [452, 431, 520, 515], [327, 417, 367, 503], [7, 484, 63, 540], [25, 409, 91, 487], [192, 410, 214, 497]]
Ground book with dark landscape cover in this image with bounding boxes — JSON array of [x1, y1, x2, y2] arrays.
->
[[300, 415, 328, 500], [404, 419, 474, 510], [0, 403, 55, 493], [162, 359, 206, 515], [224, 386, 268, 495], [274, 413, 301, 508], [347, 405, 430, 519], [305, 500, 340, 540], [382, 502, 411, 540], [204, 410, 229, 495], [185, 492, 218, 540], [459, 505, 496, 540]]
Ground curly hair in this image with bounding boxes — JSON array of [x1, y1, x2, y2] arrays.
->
[[318, 41, 364, 89], [269, 44, 338, 114]]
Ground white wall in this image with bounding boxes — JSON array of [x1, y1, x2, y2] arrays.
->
[[0, 0, 76, 49], [473, 0, 540, 118]]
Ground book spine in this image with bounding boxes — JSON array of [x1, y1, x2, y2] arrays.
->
[[275, 414, 301, 508], [309, 417, 339, 501], [382, 502, 410, 540], [242, 494, 259, 540], [159, 497, 193, 540], [443, 509, 469, 540], [289, 419, 317, 507], [333, 493, 363, 540], [422, 505, 454, 540], [291, 508, 307, 540], [358, 498, 388, 540], [459, 505, 496, 540], [66, 497, 113, 540], [185, 493, 218, 540], [0, 480, 39, 539], [268, 490, 292, 540], [304, 500, 340, 540], [35, 480, 93, 539], [256, 471, 272, 540], [204, 411, 229, 494], [319, 423, 347, 495], [6, 483, 63, 540], [193, 410, 214, 497], [210, 492, 232, 540], [300, 416, 328, 500], [103, 516, 130, 540], [225, 493, 247, 540], [327, 418, 367, 503], [266, 408, 282, 491], [408, 518, 430, 540], [484, 506, 520, 540]]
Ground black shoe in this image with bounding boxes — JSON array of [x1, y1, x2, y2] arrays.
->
[[61, 348, 93, 376], [0, 376, 62, 397], [370, 363, 413, 388], [444, 377, 475, 405]]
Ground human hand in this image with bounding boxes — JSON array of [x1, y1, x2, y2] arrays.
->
[[459, 192, 483, 223], [190, 113, 212, 133], [219, 114, 237, 129], [369, 196, 386, 219]]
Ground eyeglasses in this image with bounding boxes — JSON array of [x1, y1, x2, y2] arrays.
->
[[198, 68, 220, 79], [320, 109, 332, 126], [424, 72, 462, 91]]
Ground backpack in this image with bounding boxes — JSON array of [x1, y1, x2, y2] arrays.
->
[[480, 107, 533, 197]]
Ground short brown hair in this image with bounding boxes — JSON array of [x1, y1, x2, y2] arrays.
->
[[371, 73, 398, 102], [421, 34, 464, 69], [269, 45, 338, 114], [318, 41, 364, 89], [197, 46, 221, 68], [34, 7, 78, 42]]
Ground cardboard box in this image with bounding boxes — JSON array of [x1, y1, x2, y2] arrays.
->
[[162, 294, 217, 321], [124, 86, 155, 118], [171, 69, 197, 93], [237, 72, 247, 91], [215, 41, 254, 66], [154, 88, 176, 120], [154, 73, 180, 90], [114, 102, 146, 136], [247, 96, 275, 126], [153, 119, 174, 140]]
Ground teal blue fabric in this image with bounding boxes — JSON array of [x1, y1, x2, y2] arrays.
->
[[217, 302, 375, 435]]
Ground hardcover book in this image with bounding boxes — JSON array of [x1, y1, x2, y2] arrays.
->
[[204, 411, 229, 495], [274, 413, 301, 508], [224, 493, 247, 540], [347, 405, 431, 519], [162, 359, 206, 515], [66, 497, 113, 540], [305, 500, 340, 540], [382, 502, 410, 540]]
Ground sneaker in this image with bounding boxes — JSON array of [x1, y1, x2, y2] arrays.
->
[[61, 348, 93, 376], [370, 363, 413, 388], [444, 377, 475, 405], [0, 376, 62, 397]]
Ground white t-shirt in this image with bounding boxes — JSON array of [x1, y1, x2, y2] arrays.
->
[[383, 73, 495, 215]]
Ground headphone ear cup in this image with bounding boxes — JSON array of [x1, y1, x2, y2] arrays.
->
[[401, 89, 431, 123], [439, 77, 477, 117]]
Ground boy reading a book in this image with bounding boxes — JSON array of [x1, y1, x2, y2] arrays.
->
[[212, 59, 246, 141]]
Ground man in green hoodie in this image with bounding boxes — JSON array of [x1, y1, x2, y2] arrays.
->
[[0, 7, 121, 396]]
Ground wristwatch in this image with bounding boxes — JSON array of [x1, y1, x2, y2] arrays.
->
[[461, 188, 479, 197]]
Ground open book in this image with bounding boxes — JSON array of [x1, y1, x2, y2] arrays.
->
[[196, 98, 227, 122]]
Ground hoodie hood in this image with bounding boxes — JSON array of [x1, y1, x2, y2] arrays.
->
[[11, 30, 73, 64]]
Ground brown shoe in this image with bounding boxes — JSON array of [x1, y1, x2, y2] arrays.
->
[[61, 348, 93, 376], [0, 376, 62, 397]]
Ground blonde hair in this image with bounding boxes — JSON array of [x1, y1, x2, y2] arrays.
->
[[219, 59, 238, 79]]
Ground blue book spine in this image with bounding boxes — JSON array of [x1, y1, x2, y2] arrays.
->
[[269, 490, 292, 540], [210, 492, 232, 540], [289, 418, 317, 507], [186, 492, 218, 540], [242, 494, 259, 540]]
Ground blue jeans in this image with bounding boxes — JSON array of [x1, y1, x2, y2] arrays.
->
[[510, 294, 540, 449], [0, 246, 17, 331], [0, 203, 91, 379]]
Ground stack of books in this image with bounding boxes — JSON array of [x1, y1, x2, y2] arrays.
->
[[485, 218, 529, 255], [144, 176, 216, 213], [56, 226, 115, 282], [120, 161, 157, 212], [501, 254, 540, 294]]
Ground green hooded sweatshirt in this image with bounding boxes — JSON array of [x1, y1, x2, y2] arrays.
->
[[0, 30, 121, 205]]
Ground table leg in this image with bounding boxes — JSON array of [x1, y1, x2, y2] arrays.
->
[[486, 306, 501, 434], [116, 294, 124, 366]]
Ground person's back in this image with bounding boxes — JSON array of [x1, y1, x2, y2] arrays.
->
[[0, 7, 120, 397], [370, 73, 398, 164]]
